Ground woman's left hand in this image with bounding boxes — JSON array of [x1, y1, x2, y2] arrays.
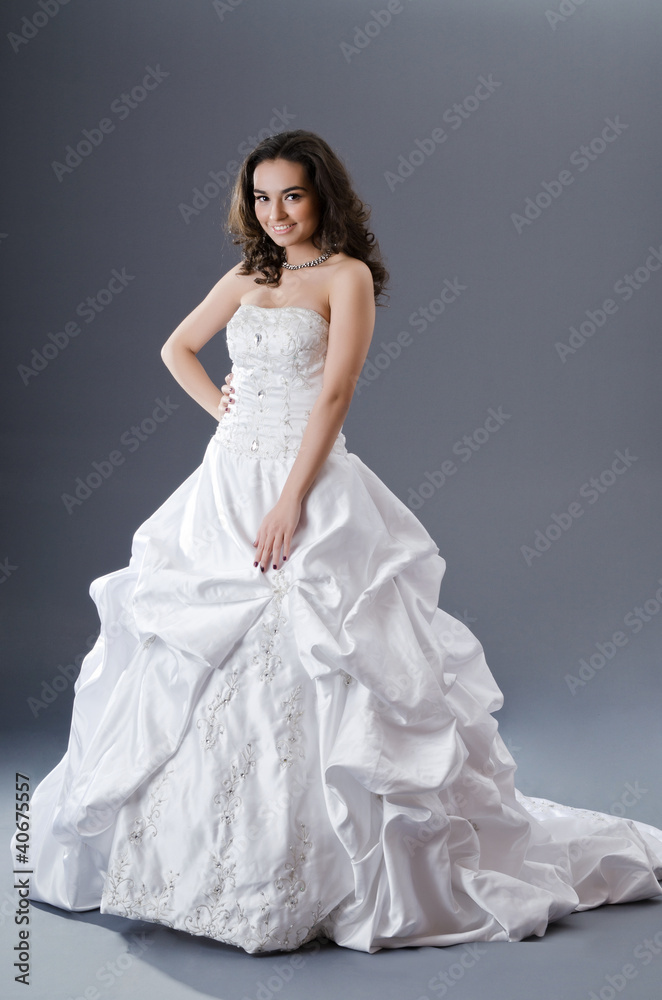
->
[[253, 495, 302, 572]]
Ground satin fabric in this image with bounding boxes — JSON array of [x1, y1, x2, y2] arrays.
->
[[12, 304, 662, 954]]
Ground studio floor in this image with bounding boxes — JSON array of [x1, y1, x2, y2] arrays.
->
[[2, 740, 662, 1000]]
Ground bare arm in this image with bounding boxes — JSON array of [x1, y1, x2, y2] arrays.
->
[[281, 272, 374, 504], [160, 264, 244, 419], [252, 261, 375, 570]]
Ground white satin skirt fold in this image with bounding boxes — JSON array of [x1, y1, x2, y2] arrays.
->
[[13, 436, 662, 953]]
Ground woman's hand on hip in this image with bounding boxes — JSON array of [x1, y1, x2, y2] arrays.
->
[[217, 372, 235, 418]]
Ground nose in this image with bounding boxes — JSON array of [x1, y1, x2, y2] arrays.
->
[[268, 201, 289, 222]]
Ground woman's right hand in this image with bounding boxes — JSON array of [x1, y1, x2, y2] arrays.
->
[[218, 372, 235, 418]]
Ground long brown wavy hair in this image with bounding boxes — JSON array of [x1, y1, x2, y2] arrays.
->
[[226, 130, 389, 306]]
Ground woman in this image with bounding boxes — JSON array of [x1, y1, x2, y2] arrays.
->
[[161, 134, 379, 575], [14, 130, 662, 955]]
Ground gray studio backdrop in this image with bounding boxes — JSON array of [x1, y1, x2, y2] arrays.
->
[[2, 0, 661, 828]]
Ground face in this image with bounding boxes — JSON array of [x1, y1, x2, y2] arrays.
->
[[252, 158, 322, 260]]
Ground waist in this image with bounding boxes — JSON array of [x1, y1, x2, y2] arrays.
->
[[213, 369, 347, 461]]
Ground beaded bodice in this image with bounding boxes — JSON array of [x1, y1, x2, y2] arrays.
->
[[213, 304, 347, 461]]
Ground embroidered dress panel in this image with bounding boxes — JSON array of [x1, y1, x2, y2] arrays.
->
[[214, 305, 347, 461]]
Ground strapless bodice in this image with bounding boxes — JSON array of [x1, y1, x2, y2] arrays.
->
[[213, 304, 347, 461]]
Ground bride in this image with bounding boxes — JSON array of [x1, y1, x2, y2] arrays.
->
[[13, 129, 662, 955], [161, 136, 378, 575]]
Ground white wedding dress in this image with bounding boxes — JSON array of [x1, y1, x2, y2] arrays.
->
[[13, 303, 662, 954]]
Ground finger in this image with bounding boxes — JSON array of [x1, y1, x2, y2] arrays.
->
[[282, 531, 292, 561], [254, 533, 269, 571], [265, 532, 280, 572], [264, 534, 276, 571], [270, 533, 284, 570], [252, 534, 262, 568]]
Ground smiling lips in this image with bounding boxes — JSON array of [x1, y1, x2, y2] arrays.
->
[[272, 224, 295, 233]]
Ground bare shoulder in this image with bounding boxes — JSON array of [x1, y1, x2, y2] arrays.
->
[[328, 254, 373, 297], [225, 259, 254, 290], [182, 259, 251, 336], [331, 252, 371, 279], [328, 254, 374, 316], [207, 260, 255, 306]]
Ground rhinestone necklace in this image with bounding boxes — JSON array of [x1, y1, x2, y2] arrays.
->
[[281, 250, 335, 270]]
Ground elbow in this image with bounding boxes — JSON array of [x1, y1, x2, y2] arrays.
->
[[320, 386, 354, 418], [160, 336, 174, 365], [160, 337, 188, 368]]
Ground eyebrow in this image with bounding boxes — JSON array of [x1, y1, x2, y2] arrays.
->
[[252, 185, 308, 194]]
